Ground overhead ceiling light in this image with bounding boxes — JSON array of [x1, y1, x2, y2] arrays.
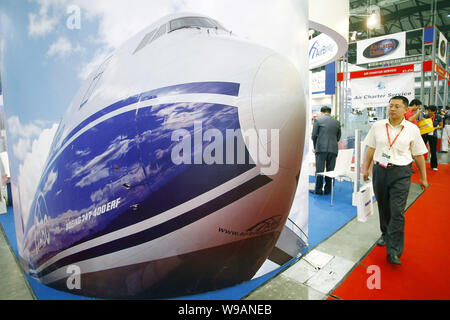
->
[[366, 5, 381, 29], [367, 12, 378, 28]]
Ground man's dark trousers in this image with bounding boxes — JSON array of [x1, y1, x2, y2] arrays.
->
[[372, 163, 412, 257], [315, 152, 337, 194], [422, 134, 438, 168]]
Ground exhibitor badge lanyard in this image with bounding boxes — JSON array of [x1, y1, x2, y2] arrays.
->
[[379, 123, 404, 168]]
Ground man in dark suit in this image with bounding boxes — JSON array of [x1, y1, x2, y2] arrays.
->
[[311, 106, 341, 195]]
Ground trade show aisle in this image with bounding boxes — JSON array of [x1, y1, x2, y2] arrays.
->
[[245, 180, 364, 300], [331, 163, 450, 300], [245, 181, 425, 300]]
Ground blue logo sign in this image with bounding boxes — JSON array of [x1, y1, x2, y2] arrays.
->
[[309, 40, 334, 60], [363, 39, 399, 59], [377, 82, 386, 90]]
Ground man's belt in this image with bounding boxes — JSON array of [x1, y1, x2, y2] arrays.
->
[[375, 161, 411, 169]]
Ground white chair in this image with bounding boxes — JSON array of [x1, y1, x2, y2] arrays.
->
[[316, 148, 354, 206]]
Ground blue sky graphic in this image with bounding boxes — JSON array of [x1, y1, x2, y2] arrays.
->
[[1, 1, 103, 125]]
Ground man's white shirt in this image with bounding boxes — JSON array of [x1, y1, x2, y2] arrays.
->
[[364, 118, 428, 166]]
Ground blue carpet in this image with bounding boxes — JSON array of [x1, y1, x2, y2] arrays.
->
[[0, 178, 357, 300], [305, 177, 357, 252]]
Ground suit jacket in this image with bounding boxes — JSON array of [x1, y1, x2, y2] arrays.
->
[[312, 114, 341, 154]]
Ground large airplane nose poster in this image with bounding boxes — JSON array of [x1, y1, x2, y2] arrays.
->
[[0, 0, 309, 299]]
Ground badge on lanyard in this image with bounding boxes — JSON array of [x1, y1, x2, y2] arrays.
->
[[379, 151, 391, 168]]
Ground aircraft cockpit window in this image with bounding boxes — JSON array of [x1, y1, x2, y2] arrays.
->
[[169, 17, 221, 32], [80, 56, 112, 108], [133, 28, 157, 55], [212, 20, 228, 31], [152, 24, 168, 42], [133, 17, 228, 55]]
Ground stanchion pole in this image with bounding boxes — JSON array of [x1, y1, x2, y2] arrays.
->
[[355, 129, 361, 194]]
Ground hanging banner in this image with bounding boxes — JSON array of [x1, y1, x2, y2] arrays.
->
[[325, 62, 336, 94], [351, 72, 415, 110], [311, 70, 326, 94], [357, 32, 406, 65], [423, 26, 434, 44], [349, 64, 414, 80]]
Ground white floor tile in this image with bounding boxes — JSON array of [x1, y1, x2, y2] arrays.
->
[[304, 249, 334, 269], [305, 255, 355, 294], [282, 259, 318, 284]]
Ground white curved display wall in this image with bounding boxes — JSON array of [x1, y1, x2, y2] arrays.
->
[[0, 0, 310, 299]]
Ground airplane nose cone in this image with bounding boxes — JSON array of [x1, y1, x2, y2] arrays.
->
[[250, 54, 306, 172]]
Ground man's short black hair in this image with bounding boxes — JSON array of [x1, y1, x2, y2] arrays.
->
[[409, 99, 422, 107], [428, 105, 437, 112], [390, 95, 409, 108], [321, 106, 332, 113]]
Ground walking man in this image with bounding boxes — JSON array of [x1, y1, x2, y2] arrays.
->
[[422, 105, 443, 171], [404, 98, 422, 126], [311, 106, 341, 195], [363, 96, 429, 265]]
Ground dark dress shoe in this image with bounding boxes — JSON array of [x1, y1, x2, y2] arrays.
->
[[387, 254, 402, 265], [377, 238, 386, 246], [309, 190, 323, 195]]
